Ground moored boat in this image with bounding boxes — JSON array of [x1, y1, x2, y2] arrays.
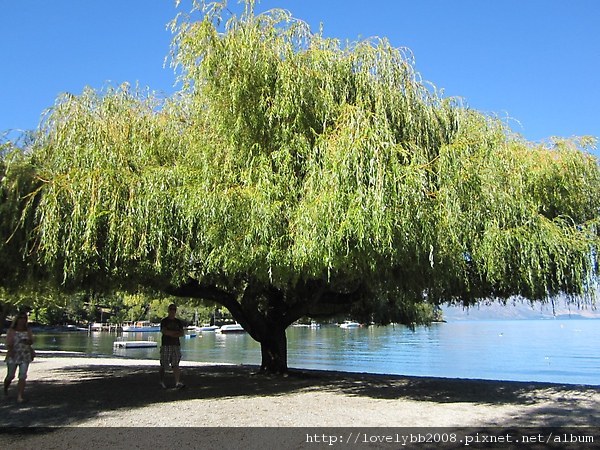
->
[[292, 321, 321, 329], [217, 323, 246, 334], [339, 321, 361, 328], [122, 321, 161, 332], [196, 324, 220, 332]]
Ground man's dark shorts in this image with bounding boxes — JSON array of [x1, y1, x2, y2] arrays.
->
[[160, 345, 181, 368]]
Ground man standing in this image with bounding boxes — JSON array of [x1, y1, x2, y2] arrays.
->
[[159, 303, 185, 389]]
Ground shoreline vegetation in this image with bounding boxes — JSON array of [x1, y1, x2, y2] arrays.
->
[[0, 352, 598, 429]]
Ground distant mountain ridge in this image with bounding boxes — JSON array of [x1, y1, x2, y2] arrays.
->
[[442, 299, 600, 321]]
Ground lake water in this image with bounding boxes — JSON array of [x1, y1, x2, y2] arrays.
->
[[30, 319, 600, 386]]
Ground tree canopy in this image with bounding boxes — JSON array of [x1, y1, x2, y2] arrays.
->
[[2, 0, 600, 372]]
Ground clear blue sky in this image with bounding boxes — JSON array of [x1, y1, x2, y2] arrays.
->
[[2, 1, 599, 154]]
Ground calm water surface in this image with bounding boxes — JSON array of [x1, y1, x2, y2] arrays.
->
[[31, 320, 600, 386]]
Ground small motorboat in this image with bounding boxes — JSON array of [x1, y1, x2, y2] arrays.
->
[[292, 321, 321, 329], [196, 324, 220, 332], [339, 321, 361, 329], [122, 321, 161, 332], [217, 323, 246, 334]]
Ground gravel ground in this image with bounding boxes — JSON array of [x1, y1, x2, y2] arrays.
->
[[1, 353, 598, 448]]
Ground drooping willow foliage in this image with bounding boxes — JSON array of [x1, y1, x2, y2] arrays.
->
[[2, 0, 600, 322], [0, 134, 41, 290], [27, 86, 193, 287]]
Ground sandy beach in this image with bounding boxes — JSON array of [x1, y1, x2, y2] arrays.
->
[[1, 352, 598, 447]]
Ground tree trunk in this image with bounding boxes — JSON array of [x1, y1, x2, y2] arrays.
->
[[258, 325, 288, 374], [165, 278, 366, 376]]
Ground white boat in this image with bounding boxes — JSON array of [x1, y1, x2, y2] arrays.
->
[[217, 323, 246, 334], [196, 324, 220, 332], [62, 324, 89, 332], [339, 321, 361, 328], [113, 338, 158, 348], [122, 321, 161, 332], [292, 321, 321, 329]]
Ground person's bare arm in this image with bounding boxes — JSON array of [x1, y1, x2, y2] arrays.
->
[[27, 327, 34, 345], [161, 325, 184, 337], [6, 328, 15, 356]]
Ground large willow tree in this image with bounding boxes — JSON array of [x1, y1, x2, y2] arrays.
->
[[2, 1, 600, 373]]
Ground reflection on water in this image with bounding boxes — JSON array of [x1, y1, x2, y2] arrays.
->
[[30, 320, 600, 386]]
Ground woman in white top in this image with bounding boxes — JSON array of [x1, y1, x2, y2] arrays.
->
[[4, 312, 35, 403]]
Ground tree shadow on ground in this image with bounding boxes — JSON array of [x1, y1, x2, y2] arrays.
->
[[1, 358, 598, 427]]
